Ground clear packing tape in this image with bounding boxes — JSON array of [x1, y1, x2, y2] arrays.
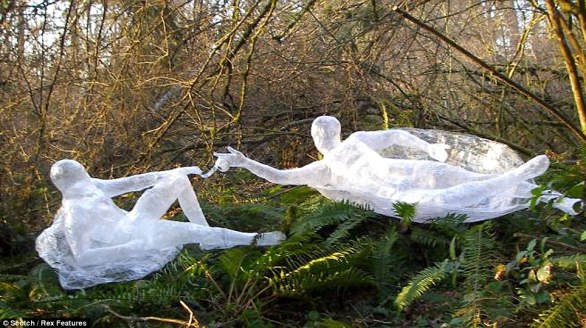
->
[[36, 160, 285, 290], [209, 116, 583, 223]]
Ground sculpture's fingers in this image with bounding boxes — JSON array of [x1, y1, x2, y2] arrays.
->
[[201, 166, 218, 179], [213, 152, 230, 159], [227, 146, 239, 154]]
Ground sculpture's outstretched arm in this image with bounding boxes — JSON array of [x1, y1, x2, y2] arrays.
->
[[92, 167, 202, 197], [212, 147, 328, 185], [350, 130, 449, 162]]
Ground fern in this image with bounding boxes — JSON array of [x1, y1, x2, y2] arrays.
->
[[324, 216, 364, 247], [409, 226, 452, 249], [0, 300, 26, 319], [371, 226, 402, 284], [395, 259, 450, 310], [394, 220, 508, 326], [218, 248, 262, 283], [393, 202, 417, 224], [269, 239, 374, 296], [250, 232, 320, 273], [460, 222, 496, 293], [532, 281, 586, 328], [271, 267, 374, 296], [291, 200, 356, 234], [452, 221, 509, 327]]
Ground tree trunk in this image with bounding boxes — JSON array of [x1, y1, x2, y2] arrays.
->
[[544, 0, 586, 134]]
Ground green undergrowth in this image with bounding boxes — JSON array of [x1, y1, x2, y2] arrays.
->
[[2, 160, 586, 327]]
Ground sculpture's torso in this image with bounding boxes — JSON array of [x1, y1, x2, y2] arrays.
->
[[319, 137, 491, 195]]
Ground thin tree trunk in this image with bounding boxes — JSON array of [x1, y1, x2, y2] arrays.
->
[[544, 0, 586, 135]]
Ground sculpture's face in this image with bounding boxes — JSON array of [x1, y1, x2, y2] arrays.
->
[[311, 116, 342, 154], [50, 159, 91, 192]]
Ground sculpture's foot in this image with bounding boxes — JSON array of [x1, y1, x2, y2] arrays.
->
[[540, 190, 583, 215], [553, 197, 583, 215], [515, 155, 549, 180], [255, 231, 286, 246]]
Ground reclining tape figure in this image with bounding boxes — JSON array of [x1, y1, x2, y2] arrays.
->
[[209, 116, 581, 223], [36, 160, 285, 289]]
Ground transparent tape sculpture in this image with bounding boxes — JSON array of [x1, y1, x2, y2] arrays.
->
[[36, 160, 285, 289], [210, 116, 582, 223]]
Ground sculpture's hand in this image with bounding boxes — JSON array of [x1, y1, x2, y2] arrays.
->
[[427, 144, 450, 162], [212, 146, 248, 172]]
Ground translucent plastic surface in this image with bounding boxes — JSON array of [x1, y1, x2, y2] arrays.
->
[[211, 116, 581, 223], [36, 160, 285, 289]]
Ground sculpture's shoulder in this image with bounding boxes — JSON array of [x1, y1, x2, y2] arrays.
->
[[334, 135, 375, 155], [346, 130, 368, 142]]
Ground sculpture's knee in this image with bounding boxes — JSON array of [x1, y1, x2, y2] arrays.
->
[[429, 193, 452, 206], [432, 184, 486, 207], [153, 173, 191, 192]]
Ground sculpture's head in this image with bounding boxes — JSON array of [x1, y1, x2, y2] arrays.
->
[[50, 159, 91, 192], [311, 116, 342, 154]]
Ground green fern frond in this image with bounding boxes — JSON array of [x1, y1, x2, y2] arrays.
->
[[450, 222, 503, 327], [277, 186, 320, 205], [270, 266, 374, 296], [29, 264, 64, 300], [460, 222, 496, 293], [393, 202, 416, 223], [0, 300, 26, 319], [395, 260, 450, 311], [218, 248, 261, 282], [180, 253, 214, 277], [428, 213, 468, 237], [324, 216, 364, 247], [251, 232, 320, 272], [371, 227, 403, 284], [532, 280, 586, 328], [291, 199, 367, 234], [259, 233, 333, 272], [282, 242, 368, 275], [269, 240, 374, 296], [410, 226, 452, 249]]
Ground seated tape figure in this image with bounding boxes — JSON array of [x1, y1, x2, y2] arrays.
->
[[209, 116, 581, 223], [36, 159, 285, 289]]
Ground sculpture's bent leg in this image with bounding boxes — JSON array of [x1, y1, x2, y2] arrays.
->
[[176, 180, 209, 226], [130, 173, 208, 226], [425, 155, 549, 206], [149, 221, 286, 250]]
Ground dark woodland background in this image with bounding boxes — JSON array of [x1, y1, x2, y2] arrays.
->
[[3, 0, 586, 326]]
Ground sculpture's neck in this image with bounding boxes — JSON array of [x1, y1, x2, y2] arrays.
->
[[315, 137, 341, 155], [61, 179, 100, 200]]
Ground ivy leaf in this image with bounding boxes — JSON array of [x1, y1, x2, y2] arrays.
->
[[537, 265, 553, 284], [580, 230, 586, 242], [527, 239, 537, 252]]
